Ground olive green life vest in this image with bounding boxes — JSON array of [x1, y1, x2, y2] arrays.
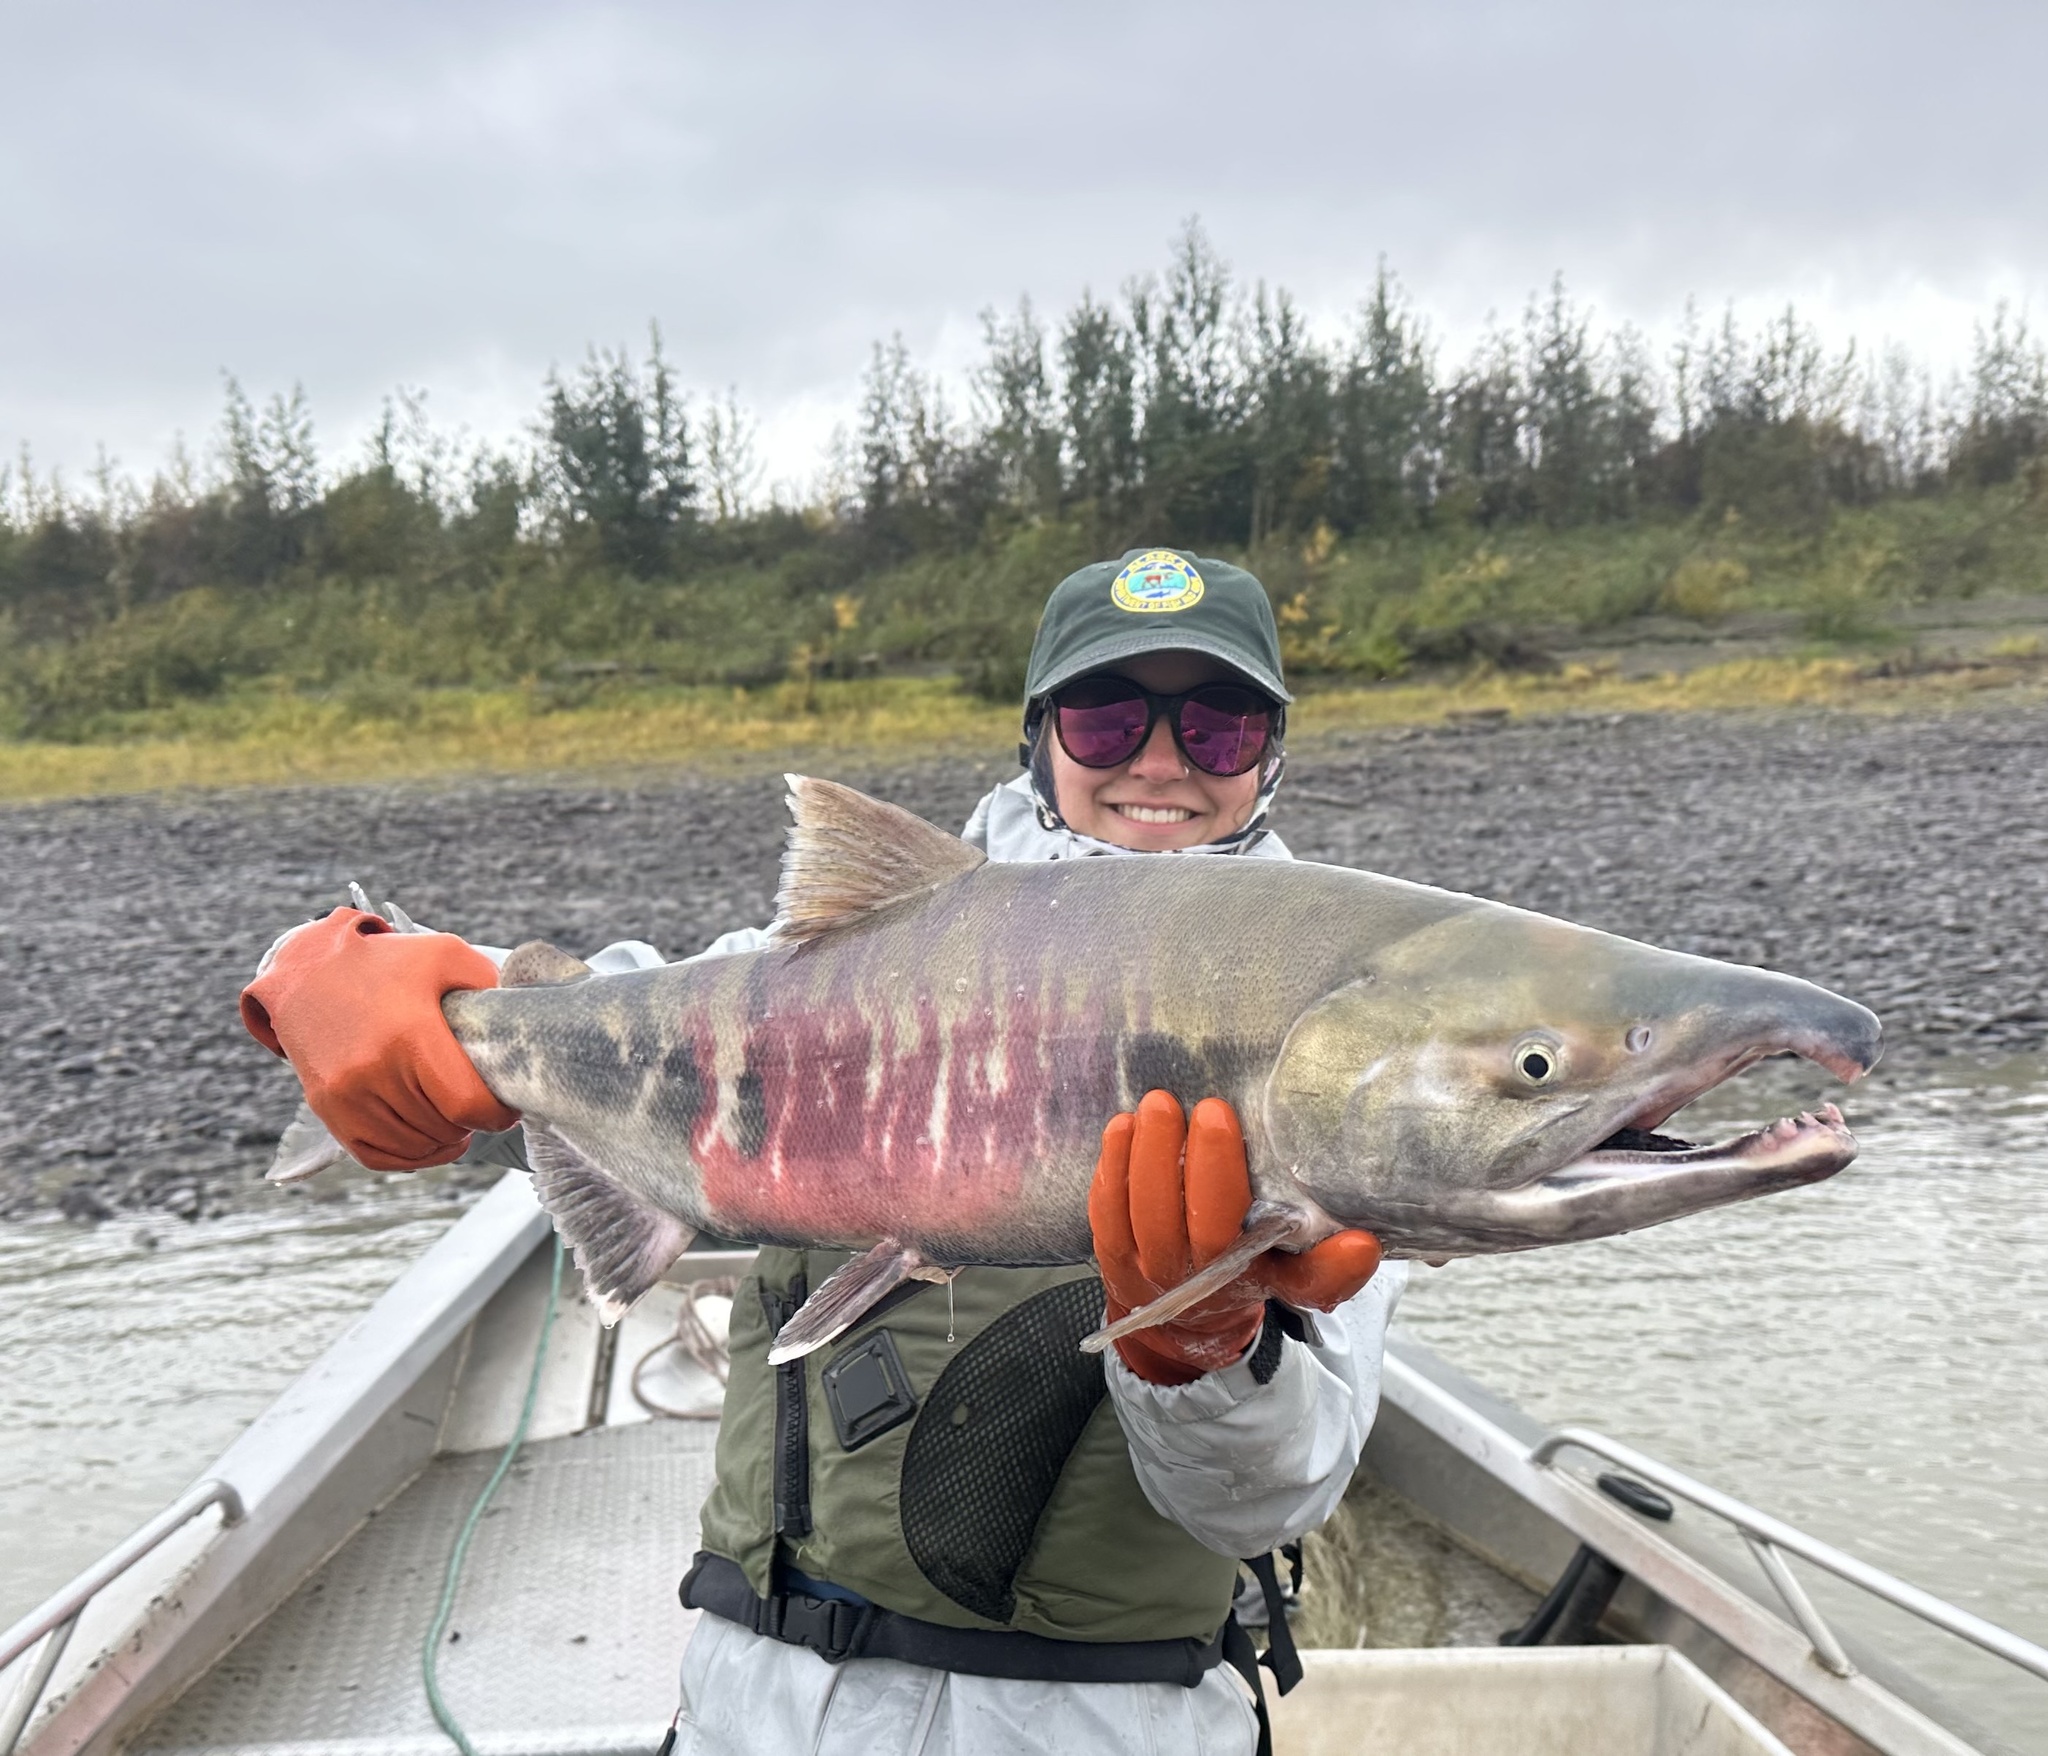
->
[[695, 1247, 1243, 1644]]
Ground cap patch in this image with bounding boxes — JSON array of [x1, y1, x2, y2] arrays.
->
[[1109, 550, 1205, 614]]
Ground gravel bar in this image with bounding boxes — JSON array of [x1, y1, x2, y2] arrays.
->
[[4, 706, 2045, 1221]]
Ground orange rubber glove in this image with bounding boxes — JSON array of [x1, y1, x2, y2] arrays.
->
[[1089, 1090, 1383, 1385], [239, 908, 519, 1171]]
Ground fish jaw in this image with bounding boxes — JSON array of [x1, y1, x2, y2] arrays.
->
[[1363, 1102, 1858, 1257]]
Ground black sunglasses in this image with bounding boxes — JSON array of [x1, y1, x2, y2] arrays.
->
[[1049, 676, 1281, 777]]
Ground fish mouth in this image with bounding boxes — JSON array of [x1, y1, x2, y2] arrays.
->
[[1573, 1100, 1856, 1182]]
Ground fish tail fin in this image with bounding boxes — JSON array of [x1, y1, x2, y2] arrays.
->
[[765, 1238, 939, 1364], [524, 1125, 693, 1326], [266, 1101, 357, 1184], [1079, 1206, 1308, 1355]]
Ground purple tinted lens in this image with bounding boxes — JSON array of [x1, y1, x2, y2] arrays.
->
[[1177, 691, 1271, 776], [1056, 695, 1152, 768]]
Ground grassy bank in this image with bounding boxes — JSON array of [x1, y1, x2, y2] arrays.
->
[[7, 650, 2046, 804], [11, 488, 2048, 739]]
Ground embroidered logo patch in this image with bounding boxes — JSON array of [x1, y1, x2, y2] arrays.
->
[[1109, 550, 1205, 614]]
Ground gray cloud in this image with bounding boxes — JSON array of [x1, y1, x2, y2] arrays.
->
[[5, 0, 2043, 488]]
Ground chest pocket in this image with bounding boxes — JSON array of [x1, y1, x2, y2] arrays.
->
[[896, 1278, 1109, 1623]]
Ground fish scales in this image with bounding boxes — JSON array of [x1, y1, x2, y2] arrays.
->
[[363, 775, 1882, 1356], [451, 855, 1377, 1264]]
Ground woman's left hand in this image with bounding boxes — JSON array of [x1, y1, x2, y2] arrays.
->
[[1089, 1090, 1382, 1385]]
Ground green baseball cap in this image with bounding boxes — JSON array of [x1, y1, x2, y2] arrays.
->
[[1023, 548, 1292, 704]]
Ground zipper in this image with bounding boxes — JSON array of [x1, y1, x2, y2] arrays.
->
[[763, 1269, 812, 1537]]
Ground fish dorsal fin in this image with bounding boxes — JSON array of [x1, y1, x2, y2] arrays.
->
[[773, 775, 986, 944], [501, 941, 595, 986]]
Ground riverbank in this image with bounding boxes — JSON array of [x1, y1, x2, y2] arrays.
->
[[3, 644, 2047, 803], [4, 701, 2046, 1220]]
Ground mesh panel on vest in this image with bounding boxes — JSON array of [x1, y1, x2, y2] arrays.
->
[[898, 1277, 1109, 1623]]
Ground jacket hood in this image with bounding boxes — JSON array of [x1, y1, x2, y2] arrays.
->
[[961, 773, 1294, 862]]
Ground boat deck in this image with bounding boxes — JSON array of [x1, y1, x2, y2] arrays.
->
[[133, 1420, 717, 1756], [10, 1180, 2031, 1756]]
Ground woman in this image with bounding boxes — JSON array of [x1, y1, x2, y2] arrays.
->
[[241, 548, 1402, 1756]]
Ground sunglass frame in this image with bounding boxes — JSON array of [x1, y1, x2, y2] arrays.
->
[[1047, 677, 1282, 778]]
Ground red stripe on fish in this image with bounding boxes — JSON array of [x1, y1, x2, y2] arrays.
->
[[689, 973, 1107, 1248]]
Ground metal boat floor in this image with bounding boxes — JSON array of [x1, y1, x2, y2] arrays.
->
[[134, 1420, 720, 1756]]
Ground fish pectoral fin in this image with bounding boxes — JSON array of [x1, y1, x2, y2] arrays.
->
[[770, 776, 987, 944], [766, 1238, 933, 1364], [523, 1125, 694, 1327], [500, 941, 596, 986], [1079, 1207, 1310, 1356], [265, 1101, 357, 1184]]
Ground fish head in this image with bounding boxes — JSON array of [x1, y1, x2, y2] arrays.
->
[[1262, 902, 1883, 1256]]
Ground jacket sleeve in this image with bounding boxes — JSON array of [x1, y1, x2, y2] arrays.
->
[[1104, 1261, 1408, 1559]]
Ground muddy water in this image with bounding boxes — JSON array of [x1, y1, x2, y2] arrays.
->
[[0, 1173, 475, 1617], [2, 1063, 2044, 1749]]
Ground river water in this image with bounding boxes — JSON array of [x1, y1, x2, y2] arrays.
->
[[1398, 1053, 2048, 1753], [2, 1061, 2044, 1750]]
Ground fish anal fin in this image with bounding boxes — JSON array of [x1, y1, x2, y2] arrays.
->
[[501, 941, 596, 987], [772, 776, 986, 945], [523, 1125, 692, 1326], [266, 1101, 356, 1184], [1079, 1207, 1310, 1355], [765, 1237, 933, 1364]]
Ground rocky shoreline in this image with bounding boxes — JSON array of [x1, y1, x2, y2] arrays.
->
[[4, 705, 2045, 1222]]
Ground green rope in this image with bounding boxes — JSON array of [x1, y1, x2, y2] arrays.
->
[[423, 1235, 566, 1756]]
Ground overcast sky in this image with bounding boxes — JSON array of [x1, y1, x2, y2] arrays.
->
[[5, 0, 2044, 497]]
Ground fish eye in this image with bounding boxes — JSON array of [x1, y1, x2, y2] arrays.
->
[[1512, 1038, 1563, 1085], [1626, 1024, 1654, 1054]]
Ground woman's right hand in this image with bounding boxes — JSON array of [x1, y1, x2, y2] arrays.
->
[[239, 909, 520, 1170]]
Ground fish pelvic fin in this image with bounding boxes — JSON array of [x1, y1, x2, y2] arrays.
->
[[265, 1101, 357, 1183], [500, 941, 596, 986], [765, 1237, 939, 1364], [771, 776, 986, 945], [1079, 1206, 1311, 1356], [524, 1125, 693, 1326]]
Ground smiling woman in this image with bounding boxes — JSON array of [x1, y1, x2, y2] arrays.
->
[[1002, 548, 1296, 859], [1043, 653, 1271, 849]]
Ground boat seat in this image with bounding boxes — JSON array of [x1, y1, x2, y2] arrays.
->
[[132, 1420, 719, 1756]]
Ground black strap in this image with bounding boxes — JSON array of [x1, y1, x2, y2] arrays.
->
[[1246, 1300, 1310, 1386], [1220, 1616, 1273, 1756], [1244, 1552, 1303, 1694], [680, 1551, 1227, 1686], [761, 1277, 811, 1537], [1219, 1544, 1307, 1756]]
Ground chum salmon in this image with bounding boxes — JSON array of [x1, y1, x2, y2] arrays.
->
[[267, 777, 1881, 1360]]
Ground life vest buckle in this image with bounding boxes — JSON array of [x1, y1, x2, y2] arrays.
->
[[770, 1588, 875, 1665]]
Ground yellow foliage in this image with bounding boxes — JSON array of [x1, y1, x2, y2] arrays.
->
[[832, 593, 863, 631], [1661, 557, 1750, 622], [1278, 590, 1313, 626], [6, 657, 2046, 805]]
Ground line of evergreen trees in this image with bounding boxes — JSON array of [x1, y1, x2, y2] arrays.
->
[[5, 222, 2047, 648]]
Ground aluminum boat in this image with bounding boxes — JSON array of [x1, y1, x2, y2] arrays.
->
[[4, 1173, 2043, 1756]]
